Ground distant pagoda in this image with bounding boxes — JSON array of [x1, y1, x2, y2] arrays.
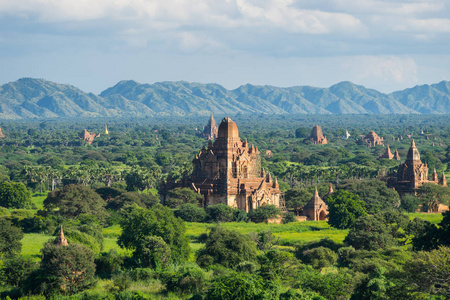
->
[[200, 113, 219, 140], [308, 125, 327, 144]]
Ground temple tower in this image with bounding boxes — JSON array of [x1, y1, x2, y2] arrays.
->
[[302, 187, 328, 221], [397, 139, 429, 189], [54, 225, 68, 246]]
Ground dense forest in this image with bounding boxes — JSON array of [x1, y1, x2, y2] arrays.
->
[[0, 114, 449, 300]]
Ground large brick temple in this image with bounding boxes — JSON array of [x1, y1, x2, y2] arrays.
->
[[165, 117, 282, 211]]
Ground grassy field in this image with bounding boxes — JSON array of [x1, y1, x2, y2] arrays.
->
[[19, 212, 444, 261], [407, 212, 443, 224]]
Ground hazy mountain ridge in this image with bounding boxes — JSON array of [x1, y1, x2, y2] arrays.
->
[[0, 78, 448, 119]]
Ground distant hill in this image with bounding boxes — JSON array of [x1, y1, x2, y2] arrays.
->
[[0, 78, 448, 119]]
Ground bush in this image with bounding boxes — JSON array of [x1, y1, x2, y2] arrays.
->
[[160, 264, 207, 295], [196, 226, 257, 268], [233, 209, 247, 222], [282, 212, 297, 224], [0, 218, 23, 258], [165, 187, 202, 208], [23, 243, 96, 295], [1, 256, 38, 286], [301, 247, 338, 270], [0, 181, 34, 209], [207, 204, 234, 222], [175, 203, 207, 222], [95, 249, 124, 278], [247, 205, 281, 223], [134, 236, 171, 270]]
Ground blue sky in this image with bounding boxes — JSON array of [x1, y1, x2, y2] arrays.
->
[[0, 0, 449, 93]]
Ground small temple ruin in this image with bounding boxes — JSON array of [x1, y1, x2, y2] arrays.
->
[[299, 187, 328, 221], [308, 125, 327, 144], [199, 113, 219, 140], [164, 117, 283, 212], [0, 127, 5, 138], [378, 145, 394, 160], [363, 131, 384, 147], [80, 129, 100, 145]]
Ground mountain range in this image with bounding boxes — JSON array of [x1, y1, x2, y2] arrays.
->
[[0, 78, 448, 119]]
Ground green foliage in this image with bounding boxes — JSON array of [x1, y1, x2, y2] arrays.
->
[[24, 243, 96, 296], [44, 185, 108, 220], [282, 212, 297, 224], [95, 249, 123, 278], [0, 181, 34, 209], [175, 203, 207, 222], [412, 211, 450, 250], [405, 246, 450, 297], [118, 205, 190, 263], [247, 205, 281, 223], [294, 266, 360, 300], [206, 271, 280, 300], [250, 230, 279, 253], [207, 203, 234, 222], [0, 218, 24, 258], [339, 179, 400, 214], [134, 236, 171, 270], [326, 190, 367, 229], [300, 247, 338, 270], [257, 249, 299, 281], [344, 211, 410, 250], [196, 226, 257, 268], [1, 256, 38, 286], [61, 228, 102, 253], [106, 192, 158, 210], [165, 187, 202, 208], [400, 194, 421, 212], [160, 263, 207, 295], [417, 183, 450, 212]]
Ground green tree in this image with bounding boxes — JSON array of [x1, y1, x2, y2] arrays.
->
[[339, 179, 400, 214], [301, 247, 338, 270], [207, 203, 235, 222], [28, 243, 96, 295], [344, 214, 399, 250], [326, 190, 367, 229], [134, 236, 172, 270], [247, 204, 281, 223], [404, 246, 450, 298], [206, 271, 280, 300], [44, 184, 107, 219], [0, 218, 23, 258], [196, 226, 257, 268], [118, 205, 190, 263], [0, 181, 34, 209], [417, 183, 450, 212], [165, 187, 202, 208], [175, 203, 207, 222]]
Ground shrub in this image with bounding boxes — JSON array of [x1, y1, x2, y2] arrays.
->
[[95, 249, 124, 278], [207, 204, 234, 222], [1, 256, 38, 286], [247, 205, 281, 223], [282, 212, 297, 224], [301, 247, 338, 270], [196, 226, 257, 268], [0, 181, 34, 209], [175, 203, 207, 222]]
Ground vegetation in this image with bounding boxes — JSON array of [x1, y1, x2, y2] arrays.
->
[[0, 114, 449, 299]]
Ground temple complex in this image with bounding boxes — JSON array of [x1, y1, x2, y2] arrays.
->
[[164, 117, 282, 212], [389, 140, 446, 194], [301, 187, 328, 221], [308, 125, 327, 144], [80, 129, 100, 145], [364, 131, 384, 147], [200, 113, 218, 140]]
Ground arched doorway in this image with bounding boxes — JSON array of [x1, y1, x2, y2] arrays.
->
[[319, 210, 327, 220]]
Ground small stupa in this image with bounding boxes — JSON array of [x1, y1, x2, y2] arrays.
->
[[54, 225, 68, 246]]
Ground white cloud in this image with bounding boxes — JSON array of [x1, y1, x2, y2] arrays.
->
[[342, 55, 418, 85]]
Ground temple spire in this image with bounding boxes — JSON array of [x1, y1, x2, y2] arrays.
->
[[328, 183, 334, 195], [55, 225, 68, 246]]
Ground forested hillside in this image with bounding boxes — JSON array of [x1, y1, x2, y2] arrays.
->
[[0, 78, 449, 119]]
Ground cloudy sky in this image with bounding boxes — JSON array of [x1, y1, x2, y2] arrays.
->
[[0, 0, 449, 93]]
